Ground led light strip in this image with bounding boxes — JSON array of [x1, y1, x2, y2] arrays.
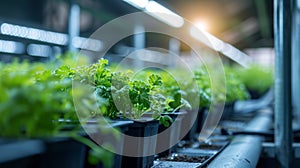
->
[[27, 44, 52, 57], [0, 39, 24, 54], [124, 0, 184, 28], [0, 23, 103, 52], [0, 23, 68, 45], [190, 27, 253, 67]]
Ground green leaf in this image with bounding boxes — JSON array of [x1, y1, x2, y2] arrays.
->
[[148, 74, 162, 87]]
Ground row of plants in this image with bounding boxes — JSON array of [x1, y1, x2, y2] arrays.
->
[[234, 64, 274, 99], [0, 54, 190, 167], [0, 53, 274, 167], [0, 57, 119, 167]]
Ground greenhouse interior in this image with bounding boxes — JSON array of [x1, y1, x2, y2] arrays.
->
[[0, 0, 299, 168]]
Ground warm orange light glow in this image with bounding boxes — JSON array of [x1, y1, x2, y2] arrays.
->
[[194, 20, 208, 31]]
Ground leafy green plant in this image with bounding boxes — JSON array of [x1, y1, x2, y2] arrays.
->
[[235, 64, 274, 97], [194, 67, 212, 107], [194, 65, 249, 106], [69, 59, 165, 126], [0, 58, 114, 167], [224, 67, 250, 103], [156, 70, 193, 111], [131, 69, 193, 111]]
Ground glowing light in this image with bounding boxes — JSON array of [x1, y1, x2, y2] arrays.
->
[[27, 44, 51, 57], [0, 23, 103, 52], [190, 26, 252, 67], [194, 20, 208, 31], [123, 0, 149, 8], [145, 1, 184, 28], [0, 23, 68, 45], [0, 39, 24, 54], [73, 37, 103, 52]]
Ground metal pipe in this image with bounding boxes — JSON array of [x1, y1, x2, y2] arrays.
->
[[68, 0, 80, 52], [274, 0, 293, 167], [292, 0, 300, 129], [207, 109, 272, 168]]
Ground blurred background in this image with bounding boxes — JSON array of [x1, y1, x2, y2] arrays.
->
[[0, 0, 274, 67]]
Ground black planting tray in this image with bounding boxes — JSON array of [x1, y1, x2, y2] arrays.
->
[[154, 141, 229, 168]]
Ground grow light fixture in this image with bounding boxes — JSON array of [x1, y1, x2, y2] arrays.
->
[[123, 0, 184, 28], [190, 26, 224, 51], [145, 1, 184, 28], [0, 23, 68, 45], [0, 39, 24, 54], [190, 26, 253, 67], [123, 0, 149, 9], [27, 44, 52, 57], [0, 23, 104, 52], [72, 37, 103, 52]]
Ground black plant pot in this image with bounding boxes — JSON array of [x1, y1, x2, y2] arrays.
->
[[38, 137, 86, 168], [84, 120, 133, 168], [0, 138, 86, 168], [156, 111, 186, 157], [221, 103, 235, 120], [0, 120, 132, 168], [195, 108, 208, 133], [121, 118, 159, 168], [0, 139, 44, 168], [248, 89, 268, 99], [181, 109, 203, 141]]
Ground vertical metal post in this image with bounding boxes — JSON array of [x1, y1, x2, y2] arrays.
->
[[168, 38, 180, 67], [133, 24, 145, 68], [68, 0, 80, 52], [274, 0, 293, 167], [134, 24, 145, 49], [292, 0, 300, 128]]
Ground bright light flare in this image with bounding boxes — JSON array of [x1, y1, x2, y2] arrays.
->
[[123, 0, 149, 8], [145, 1, 184, 28], [194, 20, 208, 31]]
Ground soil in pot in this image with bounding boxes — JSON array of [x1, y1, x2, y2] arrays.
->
[[159, 154, 210, 163], [177, 141, 223, 150]]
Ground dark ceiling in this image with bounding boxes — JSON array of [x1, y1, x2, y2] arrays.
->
[[156, 0, 274, 49], [0, 0, 274, 50], [89, 0, 274, 49]]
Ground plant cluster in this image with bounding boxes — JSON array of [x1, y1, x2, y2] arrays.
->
[[73, 60, 191, 127], [193, 65, 251, 106], [0, 52, 274, 168], [224, 66, 250, 103], [234, 64, 274, 97], [0, 58, 113, 167], [194, 67, 212, 107]]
